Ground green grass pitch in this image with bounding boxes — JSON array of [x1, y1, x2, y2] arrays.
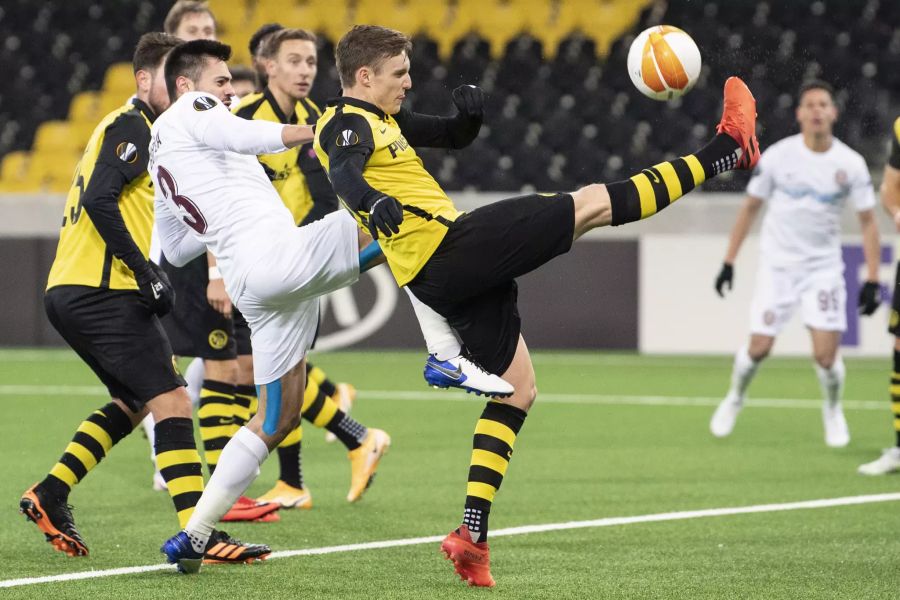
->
[[1, 349, 900, 599]]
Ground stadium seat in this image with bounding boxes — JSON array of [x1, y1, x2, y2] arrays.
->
[[33, 122, 81, 153], [68, 92, 104, 124], [102, 63, 136, 95]]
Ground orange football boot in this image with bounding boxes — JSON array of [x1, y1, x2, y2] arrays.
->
[[220, 495, 280, 522], [19, 484, 88, 557], [440, 525, 495, 588], [716, 76, 760, 170]]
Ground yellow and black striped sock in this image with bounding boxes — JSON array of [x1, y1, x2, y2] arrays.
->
[[608, 134, 740, 225], [155, 417, 204, 528], [40, 402, 133, 500], [307, 362, 337, 398], [892, 350, 900, 447], [303, 377, 366, 450], [198, 379, 235, 476], [276, 426, 304, 489], [462, 401, 527, 543], [233, 384, 256, 431]]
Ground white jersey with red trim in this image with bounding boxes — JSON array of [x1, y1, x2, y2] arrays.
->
[[746, 134, 875, 270], [149, 91, 294, 301]]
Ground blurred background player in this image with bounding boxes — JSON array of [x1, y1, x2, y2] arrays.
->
[[858, 117, 900, 475], [19, 32, 268, 564], [229, 65, 256, 100], [711, 80, 881, 448]]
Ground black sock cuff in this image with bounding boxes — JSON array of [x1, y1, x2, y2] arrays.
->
[[234, 384, 256, 399], [607, 179, 641, 226], [202, 379, 235, 396], [154, 417, 196, 453], [96, 402, 134, 444], [482, 401, 527, 435], [464, 496, 492, 513], [694, 134, 740, 179], [893, 350, 900, 376]]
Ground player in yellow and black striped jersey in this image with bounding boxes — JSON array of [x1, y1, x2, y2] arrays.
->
[[19, 33, 267, 564], [858, 117, 900, 476], [231, 27, 386, 507], [314, 25, 760, 587]]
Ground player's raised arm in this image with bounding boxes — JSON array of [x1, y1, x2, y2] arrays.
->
[[393, 85, 484, 149], [319, 112, 404, 239], [190, 95, 312, 154]]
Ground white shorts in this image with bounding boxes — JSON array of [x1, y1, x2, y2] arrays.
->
[[749, 263, 846, 336], [236, 211, 360, 384]]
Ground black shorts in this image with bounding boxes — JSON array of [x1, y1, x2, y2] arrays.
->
[[44, 285, 185, 412], [889, 261, 900, 336], [160, 255, 252, 360], [408, 192, 575, 374]]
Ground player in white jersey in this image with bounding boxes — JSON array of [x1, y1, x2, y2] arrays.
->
[[710, 80, 882, 447], [149, 40, 367, 572]]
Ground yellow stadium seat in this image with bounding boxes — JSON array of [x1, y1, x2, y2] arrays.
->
[[68, 91, 104, 123], [472, 0, 534, 58], [354, 0, 431, 36], [103, 63, 136, 95], [27, 151, 80, 193], [33, 121, 81, 153], [0, 151, 31, 183], [210, 0, 251, 37], [433, 0, 479, 59], [99, 93, 130, 116]]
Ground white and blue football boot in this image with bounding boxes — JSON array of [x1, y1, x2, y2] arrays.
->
[[424, 355, 514, 398]]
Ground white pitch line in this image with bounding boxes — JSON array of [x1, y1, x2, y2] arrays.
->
[[2, 492, 899, 589], [0, 385, 889, 412], [358, 389, 889, 411]]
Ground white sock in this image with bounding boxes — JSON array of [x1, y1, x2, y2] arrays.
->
[[404, 287, 461, 361], [185, 357, 204, 408], [815, 355, 845, 407], [729, 345, 759, 400], [140, 413, 156, 461], [184, 427, 269, 551]]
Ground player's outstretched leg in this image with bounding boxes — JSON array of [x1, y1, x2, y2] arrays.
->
[[20, 401, 136, 556], [572, 76, 758, 238]]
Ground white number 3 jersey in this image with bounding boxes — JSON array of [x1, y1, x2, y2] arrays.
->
[[149, 91, 296, 300], [747, 134, 875, 270]]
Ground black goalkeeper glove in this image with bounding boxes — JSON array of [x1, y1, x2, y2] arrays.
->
[[135, 261, 176, 316], [364, 195, 404, 239], [858, 281, 882, 316], [715, 263, 734, 297], [451, 84, 484, 120]]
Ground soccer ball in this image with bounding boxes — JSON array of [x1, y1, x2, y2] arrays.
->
[[627, 25, 701, 101]]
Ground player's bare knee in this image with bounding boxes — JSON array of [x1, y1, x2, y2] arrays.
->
[[572, 183, 612, 236], [814, 352, 836, 370]]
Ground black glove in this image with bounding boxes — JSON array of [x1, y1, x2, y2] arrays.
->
[[715, 263, 734, 297], [858, 281, 882, 316], [135, 261, 176, 316], [451, 84, 484, 120], [365, 195, 404, 239]]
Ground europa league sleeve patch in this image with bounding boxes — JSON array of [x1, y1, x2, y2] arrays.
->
[[336, 129, 360, 147], [193, 96, 217, 111], [116, 141, 139, 164]]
